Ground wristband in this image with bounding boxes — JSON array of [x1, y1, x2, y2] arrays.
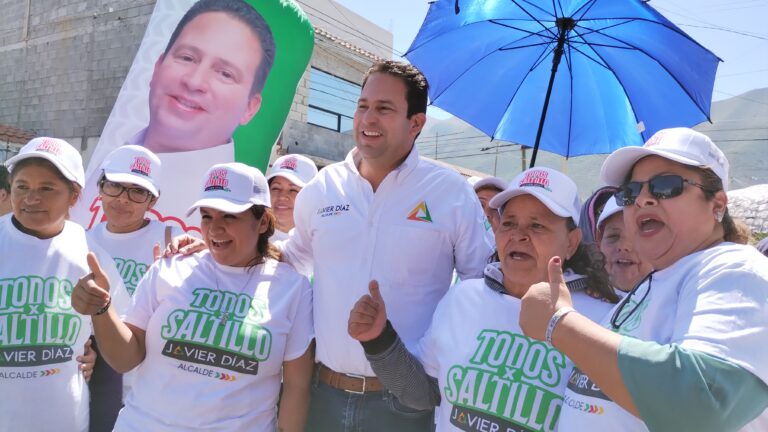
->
[[545, 306, 575, 345], [94, 297, 111, 316]]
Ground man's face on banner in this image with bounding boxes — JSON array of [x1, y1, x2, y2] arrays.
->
[[148, 12, 263, 152]]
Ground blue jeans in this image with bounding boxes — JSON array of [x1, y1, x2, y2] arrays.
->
[[305, 367, 434, 432]]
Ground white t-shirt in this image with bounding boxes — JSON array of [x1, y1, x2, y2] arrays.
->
[[0, 215, 129, 432], [558, 243, 768, 431], [87, 220, 182, 299], [87, 219, 182, 398], [115, 252, 313, 431], [282, 147, 493, 376], [270, 228, 290, 243], [415, 274, 614, 432]]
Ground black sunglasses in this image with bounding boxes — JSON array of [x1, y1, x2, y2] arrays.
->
[[615, 174, 708, 207], [610, 271, 655, 330], [99, 180, 152, 203]]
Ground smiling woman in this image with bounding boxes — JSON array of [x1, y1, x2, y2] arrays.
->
[[0, 137, 129, 432], [596, 199, 653, 293], [265, 154, 318, 240], [71, 162, 314, 432]]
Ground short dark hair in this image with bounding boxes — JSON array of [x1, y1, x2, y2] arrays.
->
[[163, 0, 276, 95], [362, 61, 429, 118], [0, 165, 9, 193]]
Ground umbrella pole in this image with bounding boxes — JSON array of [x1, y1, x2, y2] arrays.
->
[[530, 17, 575, 168]]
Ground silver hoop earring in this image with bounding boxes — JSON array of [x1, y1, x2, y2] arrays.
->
[[714, 210, 724, 223]]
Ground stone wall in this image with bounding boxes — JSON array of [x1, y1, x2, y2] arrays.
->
[[0, 0, 155, 152], [728, 184, 768, 236]]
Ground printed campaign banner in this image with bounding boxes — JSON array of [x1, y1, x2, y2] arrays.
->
[[72, 0, 314, 234]]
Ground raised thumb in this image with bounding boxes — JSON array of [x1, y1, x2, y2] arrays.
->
[[548, 256, 565, 285], [87, 252, 108, 286], [368, 280, 384, 305], [152, 243, 161, 261]]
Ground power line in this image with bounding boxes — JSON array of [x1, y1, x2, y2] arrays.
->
[[718, 68, 768, 78], [308, 86, 360, 104], [677, 23, 768, 40], [654, 4, 768, 39], [714, 90, 768, 106]]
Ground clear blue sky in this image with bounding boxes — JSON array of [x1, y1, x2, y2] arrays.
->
[[334, 0, 768, 102]]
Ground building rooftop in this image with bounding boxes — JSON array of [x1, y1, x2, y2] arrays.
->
[[314, 27, 384, 62], [0, 124, 35, 144]]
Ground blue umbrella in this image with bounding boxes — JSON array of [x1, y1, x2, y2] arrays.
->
[[406, 0, 721, 167]]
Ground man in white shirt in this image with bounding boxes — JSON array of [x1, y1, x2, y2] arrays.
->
[[281, 60, 492, 431]]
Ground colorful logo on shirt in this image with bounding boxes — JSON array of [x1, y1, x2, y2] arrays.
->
[[279, 157, 298, 171], [445, 329, 567, 432], [612, 287, 650, 335], [316, 203, 350, 218], [35, 138, 62, 156], [407, 201, 432, 223], [563, 394, 605, 415], [129, 156, 152, 177], [204, 168, 230, 192], [0, 276, 82, 369], [160, 288, 272, 378], [518, 169, 552, 192], [113, 258, 149, 296]]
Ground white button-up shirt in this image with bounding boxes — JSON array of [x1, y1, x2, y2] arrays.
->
[[281, 147, 493, 376]]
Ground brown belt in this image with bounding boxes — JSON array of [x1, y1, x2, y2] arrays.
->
[[318, 363, 384, 393]]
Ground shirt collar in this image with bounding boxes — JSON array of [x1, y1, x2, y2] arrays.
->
[[483, 262, 588, 295], [344, 145, 420, 183]]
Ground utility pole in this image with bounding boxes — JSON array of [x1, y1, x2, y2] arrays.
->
[[434, 131, 438, 159], [520, 146, 528, 172]]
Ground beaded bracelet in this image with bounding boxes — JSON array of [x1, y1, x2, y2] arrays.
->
[[94, 297, 112, 316], [545, 306, 575, 345]]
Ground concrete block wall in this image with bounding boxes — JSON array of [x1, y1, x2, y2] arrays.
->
[[286, 34, 373, 141], [0, 0, 155, 152]]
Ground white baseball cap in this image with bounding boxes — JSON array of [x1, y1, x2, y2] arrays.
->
[[600, 127, 730, 190], [100, 145, 162, 197], [5, 137, 85, 187], [186, 162, 270, 216], [489, 167, 582, 225], [472, 176, 507, 192], [266, 154, 318, 188], [597, 198, 623, 230]]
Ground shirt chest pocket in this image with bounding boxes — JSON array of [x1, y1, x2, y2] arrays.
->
[[376, 224, 451, 285]]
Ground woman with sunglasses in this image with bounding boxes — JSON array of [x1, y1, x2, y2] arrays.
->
[[520, 128, 767, 431], [71, 162, 314, 432], [0, 137, 129, 432], [86, 145, 182, 431], [347, 167, 618, 431]]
